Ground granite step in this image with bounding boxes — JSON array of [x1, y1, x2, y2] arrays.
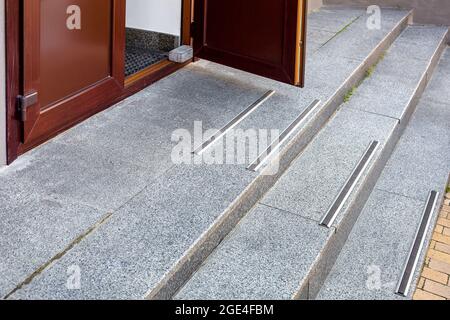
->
[[2, 8, 411, 299], [175, 26, 449, 300], [318, 47, 450, 300]]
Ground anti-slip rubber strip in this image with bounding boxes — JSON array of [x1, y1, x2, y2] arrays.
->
[[396, 190, 440, 297], [320, 140, 380, 228], [192, 90, 275, 155], [247, 99, 322, 172]]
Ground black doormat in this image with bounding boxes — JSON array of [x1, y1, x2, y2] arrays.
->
[[125, 46, 168, 77]]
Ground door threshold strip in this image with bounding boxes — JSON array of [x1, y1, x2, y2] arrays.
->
[[320, 140, 380, 228], [247, 99, 322, 172], [192, 90, 275, 155], [396, 190, 439, 297]]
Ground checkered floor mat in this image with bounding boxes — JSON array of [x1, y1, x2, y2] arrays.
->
[[125, 47, 168, 77]]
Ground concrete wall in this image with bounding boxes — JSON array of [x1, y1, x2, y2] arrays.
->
[[309, 0, 324, 13], [126, 0, 182, 36], [324, 0, 450, 25], [0, 0, 6, 166]]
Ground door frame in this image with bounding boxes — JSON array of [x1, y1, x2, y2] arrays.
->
[[6, 0, 193, 164]]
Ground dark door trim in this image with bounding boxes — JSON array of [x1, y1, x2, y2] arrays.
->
[[6, 0, 22, 164], [6, 0, 193, 164]]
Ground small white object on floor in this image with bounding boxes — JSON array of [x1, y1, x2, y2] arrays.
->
[[169, 45, 194, 63]]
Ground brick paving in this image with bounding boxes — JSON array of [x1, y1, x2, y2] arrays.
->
[[414, 187, 450, 300]]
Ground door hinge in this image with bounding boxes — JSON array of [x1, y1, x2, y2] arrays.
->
[[17, 91, 38, 122]]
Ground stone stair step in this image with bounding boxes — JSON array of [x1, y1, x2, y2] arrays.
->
[[2, 8, 412, 300], [175, 26, 448, 300], [318, 48, 450, 300]]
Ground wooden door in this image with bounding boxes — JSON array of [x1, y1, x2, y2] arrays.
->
[[192, 0, 308, 87], [21, 0, 125, 148]]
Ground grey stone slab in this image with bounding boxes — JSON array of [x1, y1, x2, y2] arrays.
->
[[146, 64, 269, 114], [55, 91, 242, 170], [307, 29, 338, 52], [317, 189, 425, 300], [176, 204, 334, 300], [305, 53, 364, 94], [390, 26, 448, 62], [212, 92, 323, 167], [0, 191, 104, 298], [318, 10, 410, 61], [422, 50, 450, 105], [373, 52, 432, 85], [344, 26, 447, 120], [308, 8, 363, 33], [0, 141, 154, 212], [261, 108, 398, 225], [343, 72, 422, 121], [11, 164, 258, 300], [200, 52, 363, 105], [376, 100, 450, 201]]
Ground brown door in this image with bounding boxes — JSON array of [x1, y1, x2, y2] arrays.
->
[[21, 0, 125, 149], [193, 0, 307, 87]]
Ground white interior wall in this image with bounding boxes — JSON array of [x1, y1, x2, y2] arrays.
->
[[126, 0, 182, 36], [0, 0, 6, 166]]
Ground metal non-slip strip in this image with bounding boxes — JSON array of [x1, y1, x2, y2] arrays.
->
[[192, 90, 275, 155], [396, 190, 440, 297], [320, 140, 380, 228], [247, 99, 322, 172]]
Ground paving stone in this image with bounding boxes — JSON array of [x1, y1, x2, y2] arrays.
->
[[433, 233, 450, 246], [444, 228, 450, 237], [428, 250, 450, 265], [417, 277, 425, 289], [423, 280, 450, 299], [429, 259, 450, 275], [413, 289, 445, 300], [422, 267, 448, 285], [438, 218, 450, 228], [435, 242, 450, 255], [176, 204, 334, 300]]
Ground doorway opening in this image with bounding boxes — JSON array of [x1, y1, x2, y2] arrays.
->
[[125, 0, 183, 80]]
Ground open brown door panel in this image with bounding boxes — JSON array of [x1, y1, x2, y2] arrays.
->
[[21, 0, 125, 149], [193, 0, 307, 87]]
